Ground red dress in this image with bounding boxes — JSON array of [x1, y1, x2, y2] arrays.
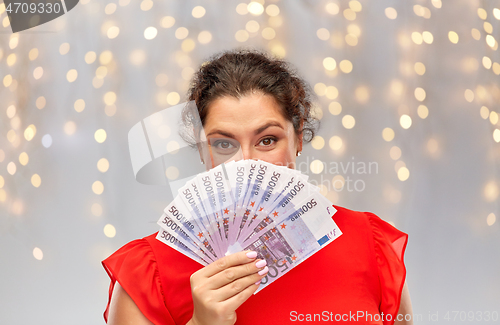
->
[[102, 205, 408, 325]]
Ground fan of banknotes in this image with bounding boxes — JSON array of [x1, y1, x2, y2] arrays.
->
[[156, 159, 342, 293]]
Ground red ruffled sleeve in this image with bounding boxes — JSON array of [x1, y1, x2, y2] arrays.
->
[[366, 212, 408, 325], [102, 238, 175, 324]]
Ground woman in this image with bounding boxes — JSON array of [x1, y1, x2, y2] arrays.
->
[[103, 49, 413, 325]]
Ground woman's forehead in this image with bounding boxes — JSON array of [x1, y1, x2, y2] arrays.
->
[[204, 93, 289, 130]]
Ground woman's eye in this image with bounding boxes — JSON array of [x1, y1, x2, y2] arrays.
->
[[217, 141, 233, 149], [259, 137, 276, 146]]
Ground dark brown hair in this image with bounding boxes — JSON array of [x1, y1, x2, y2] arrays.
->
[[187, 48, 319, 142]]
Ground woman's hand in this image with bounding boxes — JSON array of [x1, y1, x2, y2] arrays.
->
[[187, 250, 269, 325]]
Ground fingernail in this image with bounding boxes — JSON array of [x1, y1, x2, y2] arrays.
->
[[255, 260, 267, 268], [258, 266, 269, 276], [255, 280, 261, 285], [246, 251, 258, 259]]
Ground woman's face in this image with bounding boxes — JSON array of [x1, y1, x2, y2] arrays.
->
[[202, 91, 302, 169]]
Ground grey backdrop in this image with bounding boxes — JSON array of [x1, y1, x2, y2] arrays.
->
[[1, 0, 499, 324]]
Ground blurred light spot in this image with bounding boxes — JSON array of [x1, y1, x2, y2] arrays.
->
[[92, 77, 104, 89], [248, 1, 264, 15], [482, 56, 492, 69], [427, 138, 440, 157], [33, 247, 43, 260], [317, 28, 330, 41], [310, 160, 324, 174], [165, 166, 179, 180], [397, 167, 410, 181], [175, 27, 189, 39], [480, 106, 490, 119], [486, 35, 497, 49], [339, 60, 353, 73], [29, 48, 39, 61], [400, 115, 412, 129], [0, 175, 3, 188], [144, 26, 157, 40], [42, 134, 52, 148], [85, 51, 97, 64], [11, 199, 23, 215], [167, 92, 180, 105], [105, 105, 117, 117], [246, 20, 261, 34], [161, 16, 175, 28], [6, 105, 16, 118], [270, 43, 286, 58], [99, 51, 113, 65], [484, 22, 493, 34], [155, 73, 168, 87], [385, 7, 397, 19], [314, 83, 327, 96], [471, 28, 481, 41], [19, 152, 29, 166], [325, 86, 338, 99], [464, 89, 474, 102], [345, 33, 358, 46], [266, 4, 280, 16], [411, 32, 423, 45], [414, 62, 426, 75], [33, 67, 43, 80], [311, 105, 323, 120], [182, 67, 195, 80], [414, 87, 426, 101], [342, 115, 355, 129], [192, 6, 206, 18], [66, 69, 78, 82], [487, 213, 496, 226], [349, 0, 362, 12], [94, 66, 107, 78], [235, 30, 249, 42], [95, 129, 107, 143], [59, 42, 70, 55], [484, 181, 499, 201], [129, 49, 146, 66], [382, 128, 395, 141], [494, 8, 500, 20], [390, 146, 401, 160], [104, 224, 116, 237], [97, 158, 109, 173], [105, 3, 117, 14], [477, 8, 487, 20], [107, 26, 120, 39], [7, 162, 16, 175], [140, 0, 153, 11], [311, 136, 325, 150], [417, 105, 429, 119], [329, 102, 342, 115], [448, 31, 459, 44], [343, 8, 356, 20], [7, 53, 17, 66], [64, 121, 76, 135], [181, 39, 196, 52], [92, 181, 104, 195], [198, 31, 212, 44], [74, 99, 85, 112], [9, 35, 19, 49], [31, 174, 41, 187], [490, 111, 499, 125], [24, 125, 36, 141], [355, 86, 369, 103], [326, 2, 339, 15], [422, 31, 433, 44], [166, 141, 180, 154], [332, 175, 345, 190], [347, 24, 361, 37], [236, 3, 248, 15], [91, 203, 103, 216], [104, 92, 116, 105], [262, 27, 276, 40], [493, 129, 500, 143]]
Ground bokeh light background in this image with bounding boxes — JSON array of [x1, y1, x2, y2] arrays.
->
[[1, 0, 499, 324]]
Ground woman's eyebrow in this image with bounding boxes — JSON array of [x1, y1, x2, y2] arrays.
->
[[254, 121, 283, 135], [206, 129, 235, 138]]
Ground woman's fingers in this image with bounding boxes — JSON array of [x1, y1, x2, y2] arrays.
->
[[213, 266, 269, 301], [207, 258, 268, 290], [220, 279, 263, 313], [196, 250, 258, 278]]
